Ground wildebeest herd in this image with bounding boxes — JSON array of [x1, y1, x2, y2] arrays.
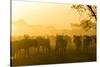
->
[[11, 34, 96, 66]]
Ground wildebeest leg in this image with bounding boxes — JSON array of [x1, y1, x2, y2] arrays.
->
[[25, 49, 29, 58], [46, 48, 48, 55]]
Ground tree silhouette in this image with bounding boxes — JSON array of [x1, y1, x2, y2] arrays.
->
[[71, 4, 96, 31]]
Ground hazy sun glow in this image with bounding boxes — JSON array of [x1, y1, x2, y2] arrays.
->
[[12, 1, 93, 36]]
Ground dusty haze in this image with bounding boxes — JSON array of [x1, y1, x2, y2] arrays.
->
[[12, 1, 95, 37]]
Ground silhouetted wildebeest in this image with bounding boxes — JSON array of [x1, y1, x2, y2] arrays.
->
[[12, 37, 39, 57], [73, 35, 96, 52], [55, 35, 67, 56], [83, 35, 92, 48], [73, 35, 82, 51], [91, 35, 96, 44], [83, 35, 96, 52], [36, 37, 51, 55], [12, 39, 27, 55], [63, 35, 72, 49]]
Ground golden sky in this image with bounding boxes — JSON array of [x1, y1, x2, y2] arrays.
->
[[12, 1, 83, 29], [12, 1, 91, 36]]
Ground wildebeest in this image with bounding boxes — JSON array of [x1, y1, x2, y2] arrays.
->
[[73, 35, 82, 51], [83, 35, 92, 48], [55, 35, 67, 56], [63, 35, 72, 50], [36, 36, 51, 55], [83, 35, 96, 52], [91, 35, 96, 45], [12, 36, 39, 58], [73, 35, 96, 52]]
